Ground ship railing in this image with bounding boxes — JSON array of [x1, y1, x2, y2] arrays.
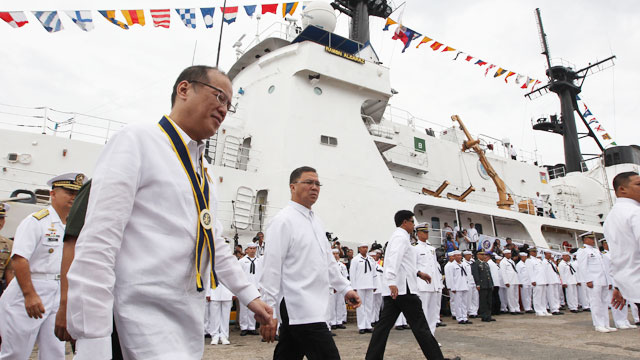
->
[[0, 105, 126, 144], [476, 133, 541, 165], [241, 22, 295, 53]]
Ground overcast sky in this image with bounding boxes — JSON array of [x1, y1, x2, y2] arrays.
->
[[1, 0, 637, 166]]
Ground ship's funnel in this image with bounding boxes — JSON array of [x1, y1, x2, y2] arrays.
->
[[302, 2, 337, 33]]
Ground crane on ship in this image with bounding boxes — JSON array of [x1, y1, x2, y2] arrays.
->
[[451, 115, 514, 210]]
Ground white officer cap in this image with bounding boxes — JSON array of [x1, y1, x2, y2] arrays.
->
[[368, 251, 377, 256], [495, 255, 503, 260], [358, 243, 369, 248], [519, 252, 527, 256], [451, 250, 461, 255], [332, 248, 340, 254], [0, 202, 9, 217], [462, 250, 472, 255], [503, 249, 511, 254], [47, 172, 86, 190], [246, 243, 258, 248]]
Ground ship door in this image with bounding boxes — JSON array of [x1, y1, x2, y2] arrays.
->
[[475, 223, 483, 235], [239, 137, 251, 171], [252, 189, 268, 231]]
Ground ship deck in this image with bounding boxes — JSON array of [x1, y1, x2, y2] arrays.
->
[[41, 310, 640, 359]]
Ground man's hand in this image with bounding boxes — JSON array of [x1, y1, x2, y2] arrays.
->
[[260, 318, 278, 343], [248, 298, 273, 326], [54, 304, 73, 341], [562, 284, 567, 288], [206, 296, 211, 302], [389, 285, 399, 300], [577, 283, 581, 286], [345, 290, 361, 308], [418, 271, 431, 283], [24, 292, 45, 319], [531, 282, 536, 287], [586, 281, 593, 289], [452, 290, 457, 294], [476, 286, 480, 290], [506, 284, 510, 288], [611, 288, 626, 310]]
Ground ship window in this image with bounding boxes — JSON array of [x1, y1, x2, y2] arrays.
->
[[314, 87, 323, 95], [268, 85, 275, 94], [320, 135, 338, 146]]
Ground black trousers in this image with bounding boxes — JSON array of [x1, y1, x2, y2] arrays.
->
[[365, 293, 444, 360], [491, 286, 501, 314], [273, 299, 340, 360], [478, 288, 493, 320], [470, 242, 477, 251]]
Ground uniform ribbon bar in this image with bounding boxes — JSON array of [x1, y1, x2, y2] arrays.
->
[[158, 116, 218, 291]]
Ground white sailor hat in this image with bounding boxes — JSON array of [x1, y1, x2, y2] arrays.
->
[[246, 243, 258, 248], [462, 250, 472, 255], [519, 252, 527, 256], [358, 243, 369, 248], [495, 255, 503, 260], [332, 248, 340, 254], [503, 249, 511, 254], [561, 252, 570, 256], [0, 202, 9, 217], [47, 172, 85, 190], [415, 222, 429, 231], [375, 249, 382, 254], [451, 250, 461, 255]]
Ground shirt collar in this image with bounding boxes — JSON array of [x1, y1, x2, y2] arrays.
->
[[166, 115, 206, 156], [616, 197, 640, 207], [289, 200, 313, 219]]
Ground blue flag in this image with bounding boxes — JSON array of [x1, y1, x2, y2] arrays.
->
[[200, 8, 215, 28], [244, 5, 257, 17]]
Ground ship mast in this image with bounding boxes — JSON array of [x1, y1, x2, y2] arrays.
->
[[451, 115, 514, 210], [331, 0, 392, 44]]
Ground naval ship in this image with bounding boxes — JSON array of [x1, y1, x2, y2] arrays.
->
[[1, 1, 638, 252]]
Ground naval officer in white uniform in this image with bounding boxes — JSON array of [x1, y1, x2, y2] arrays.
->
[[516, 252, 534, 313], [526, 248, 550, 316], [500, 249, 521, 314], [414, 222, 442, 335], [66, 66, 272, 359], [0, 172, 84, 359], [558, 252, 579, 313]]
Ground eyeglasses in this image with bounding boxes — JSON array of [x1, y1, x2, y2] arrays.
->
[[188, 80, 236, 113], [294, 180, 323, 187]]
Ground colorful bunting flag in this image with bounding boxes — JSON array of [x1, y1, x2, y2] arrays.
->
[[0, 11, 29, 28], [602, 133, 611, 140], [583, 109, 592, 118], [176, 8, 197, 29], [521, 77, 533, 89], [262, 4, 278, 14], [65, 11, 94, 32], [532, 79, 542, 90], [416, 36, 432, 48], [494, 68, 507, 77], [465, 55, 474, 62], [122, 10, 145, 26], [382, 18, 396, 31], [150, 9, 170, 28], [475, 60, 487, 66], [32, 11, 63, 32], [201, 8, 215, 28], [99, 10, 129, 29], [222, 7, 239, 24], [392, 26, 420, 53], [504, 71, 515, 83], [441, 46, 456, 52], [515, 74, 524, 84], [430, 42, 443, 51], [244, 5, 257, 17], [485, 64, 496, 77], [283, 2, 299, 17]]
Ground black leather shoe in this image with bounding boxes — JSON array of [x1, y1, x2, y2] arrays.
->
[[552, 312, 564, 315], [583, 308, 591, 312], [570, 310, 578, 313], [249, 330, 260, 335], [436, 322, 447, 327], [359, 329, 366, 334], [490, 318, 496, 321], [365, 328, 373, 333], [481, 319, 491, 322], [444, 357, 461, 360], [337, 324, 346, 329], [240, 330, 248, 336], [331, 332, 336, 337], [402, 325, 410, 330], [395, 326, 404, 330], [526, 310, 535, 314]]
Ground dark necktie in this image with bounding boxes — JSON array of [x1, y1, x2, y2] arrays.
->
[[364, 258, 372, 273], [569, 263, 576, 275], [510, 261, 518, 273], [549, 260, 559, 274], [249, 258, 256, 274], [458, 264, 467, 276]]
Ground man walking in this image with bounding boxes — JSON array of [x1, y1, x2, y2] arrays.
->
[[65, 66, 272, 359], [260, 166, 361, 359]]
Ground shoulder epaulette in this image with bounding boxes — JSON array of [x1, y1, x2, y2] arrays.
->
[[32, 208, 49, 220]]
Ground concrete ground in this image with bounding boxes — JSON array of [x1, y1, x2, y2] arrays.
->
[[33, 310, 640, 359]]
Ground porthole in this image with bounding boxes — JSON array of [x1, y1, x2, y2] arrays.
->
[[268, 85, 275, 94], [313, 87, 322, 95]]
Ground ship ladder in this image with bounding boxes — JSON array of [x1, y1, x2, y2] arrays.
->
[[233, 186, 254, 230]]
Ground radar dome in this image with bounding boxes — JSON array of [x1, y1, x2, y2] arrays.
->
[[301, 1, 337, 33]]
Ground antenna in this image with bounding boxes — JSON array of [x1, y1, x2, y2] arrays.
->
[[535, 8, 552, 74], [233, 34, 246, 59]]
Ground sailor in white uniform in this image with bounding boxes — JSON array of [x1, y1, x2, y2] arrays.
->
[[238, 243, 263, 335], [329, 248, 349, 329], [602, 248, 637, 329], [206, 281, 234, 345], [516, 252, 533, 313], [526, 248, 550, 316], [574, 251, 591, 312], [445, 250, 471, 324], [0, 172, 84, 359], [558, 252, 579, 313], [462, 250, 478, 318], [370, 250, 383, 325], [486, 253, 501, 316], [542, 250, 563, 315], [495, 255, 508, 313], [500, 250, 521, 314], [350, 243, 377, 333], [444, 252, 457, 319], [414, 222, 441, 335], [576, 234, 615, 332]]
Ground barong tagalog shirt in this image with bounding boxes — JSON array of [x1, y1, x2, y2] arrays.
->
[[66, 119, 260, 360], [260, 200, 351, 325]]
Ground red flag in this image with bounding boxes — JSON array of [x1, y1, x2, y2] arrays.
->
[[504, 71, 516, 83], [441, 46, 455, 52], [465, 55, 474, 62], [485, 64, 496, 77], [416, 36, 432, 48], [532, 79, 542, 90], [262, 4, 278, 14], [430, 41, 443, 51]]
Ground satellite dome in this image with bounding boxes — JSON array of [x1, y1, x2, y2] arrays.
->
[[301, 1, 337, 32]]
